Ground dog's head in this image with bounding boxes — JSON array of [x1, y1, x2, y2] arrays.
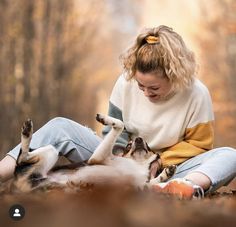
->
[[123, 137, 157, 162]]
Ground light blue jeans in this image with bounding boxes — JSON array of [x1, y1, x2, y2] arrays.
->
[[7, 117, 236, 193], [8, 117, 102, 162]]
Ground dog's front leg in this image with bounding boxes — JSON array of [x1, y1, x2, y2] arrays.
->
[[149, 165, 177, 185], [88, 114, 124, 165]]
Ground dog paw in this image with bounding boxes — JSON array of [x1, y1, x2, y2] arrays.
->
[[96, 114, 107, 125], [166, 165, 177, 177], [21, 119, 33, 138], [96, 113, 124, 130]]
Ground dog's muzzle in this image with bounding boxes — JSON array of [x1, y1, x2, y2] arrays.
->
[[133, 137, 148, 153]]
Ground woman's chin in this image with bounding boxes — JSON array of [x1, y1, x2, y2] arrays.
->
[[147, 92, 175, 103], [147, 96, 160, 103]]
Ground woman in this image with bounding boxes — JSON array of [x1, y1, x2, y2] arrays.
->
[[1, 25, 236, 198]]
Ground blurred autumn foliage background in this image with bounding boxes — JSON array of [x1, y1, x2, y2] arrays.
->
[[0, 0, 235, 158]]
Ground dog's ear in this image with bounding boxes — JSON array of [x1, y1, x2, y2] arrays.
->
[[125, 140, 133, 152], [124, 140, 133, 154]]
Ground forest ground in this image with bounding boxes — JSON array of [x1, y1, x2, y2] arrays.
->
[[0, 180, 236, 227]]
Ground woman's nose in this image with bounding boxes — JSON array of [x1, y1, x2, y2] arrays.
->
[[143, 88, 152, 96]]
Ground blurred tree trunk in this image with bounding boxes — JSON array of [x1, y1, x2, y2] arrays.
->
[[51, 0, 67, 115], [0, 0, 134, 158], [197, 0, 236, 147], [0, 0, 6, 110], [22, 0, 34, 109], [37, 0, 51, 123]]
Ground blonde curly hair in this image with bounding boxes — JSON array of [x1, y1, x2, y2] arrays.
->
[[120, 25, 197, 91]]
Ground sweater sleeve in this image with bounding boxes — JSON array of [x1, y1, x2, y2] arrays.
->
[[160, 121, 214, 167], [102, 101, 131, 151], [102, 75, 131, 153], [160, 82, 215, 167]]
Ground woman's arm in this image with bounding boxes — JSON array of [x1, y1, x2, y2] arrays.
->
[[161, 121, 214, 167], [102, 101, 131, 153], [160, 80, 215, 167]]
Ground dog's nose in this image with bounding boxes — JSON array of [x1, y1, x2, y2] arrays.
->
[[135, 137, 143, 144]]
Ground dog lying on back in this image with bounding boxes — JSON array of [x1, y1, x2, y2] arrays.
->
[[11, 114, 176, 193]]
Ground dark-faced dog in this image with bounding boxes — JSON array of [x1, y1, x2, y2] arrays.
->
[[11, 114, 176, 193]]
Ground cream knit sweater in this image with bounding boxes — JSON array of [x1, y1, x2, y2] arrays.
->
[[104, 74, 214, 166]]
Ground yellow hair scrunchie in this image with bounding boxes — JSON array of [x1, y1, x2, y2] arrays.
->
[[145, 35, 160, 44]]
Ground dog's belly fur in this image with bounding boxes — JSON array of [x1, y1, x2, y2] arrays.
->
[[48, 157, 149, 189]]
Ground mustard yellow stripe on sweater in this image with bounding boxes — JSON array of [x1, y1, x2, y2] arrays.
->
[[161, 121, 214, 167]]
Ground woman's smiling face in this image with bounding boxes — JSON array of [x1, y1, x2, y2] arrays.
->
[[135, 70, 172, 103]]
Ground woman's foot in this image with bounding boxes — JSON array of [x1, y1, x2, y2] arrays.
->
[[151, 178, 204, 199]]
